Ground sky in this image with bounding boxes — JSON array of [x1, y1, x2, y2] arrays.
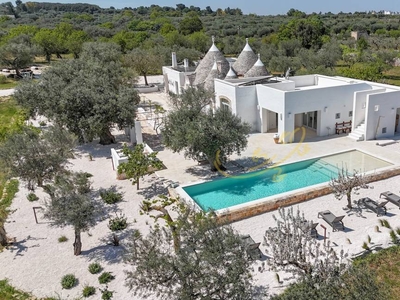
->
[[35, 0, 399, 15]]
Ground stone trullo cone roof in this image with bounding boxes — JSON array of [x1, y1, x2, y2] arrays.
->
[[204, 61, 219, 92], [244, 54, 270, 78], [225, 63, 238, 79], [232, 38, 258, 76], [193, 36, 230, 85]]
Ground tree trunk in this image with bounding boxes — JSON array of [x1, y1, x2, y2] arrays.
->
[[0, 224, 8, 247], [143, 74, 148, 86], [37, 176, 43, 187], [73, 229, 82, 255], [346, 190, 352, 209], [136, 178, 140, 190], [99, 128, 116, 145]]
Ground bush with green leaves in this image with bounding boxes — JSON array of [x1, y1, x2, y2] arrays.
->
[[0, 74, 7, 84], [61, 274, 77, 289], [88, 262, 103, 274], [26, 192, 39, 202], [58, 235, 68, 243], [101, 288, 113, 300], [108, 214, 127, 232], [98, 272, 115, 284], [100, 189, 123, 204], [82, 285, 96, 297]]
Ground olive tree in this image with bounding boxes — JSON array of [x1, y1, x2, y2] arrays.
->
[[123, 48, 161, 86], [0, 126, 76, 190], [264, 207, 347, 279], [125, 197, 266, 299], [14, 42, 140, 145], [162, 86, 251, 171], [117, 144, 164, 190], [329, 167, 369, 209], [43, 172, 100, 255]]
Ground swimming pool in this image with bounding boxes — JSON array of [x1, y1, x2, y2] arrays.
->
[[181, 150, 392, 211]]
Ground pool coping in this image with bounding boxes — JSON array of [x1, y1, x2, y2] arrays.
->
[[175, 148, 399, 223]]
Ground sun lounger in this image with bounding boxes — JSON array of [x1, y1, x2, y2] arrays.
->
[[317, 210, 345, 232], [300, 220, 319, 238], [380, 191, 400, 209], [358, 197, 388, 216], [241, 235, 262, 260]]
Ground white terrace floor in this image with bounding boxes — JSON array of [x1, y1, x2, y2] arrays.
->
[[2, 85, 400, 299]]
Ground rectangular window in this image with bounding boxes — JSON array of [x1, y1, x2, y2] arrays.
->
[[335, 113, 340, 119], [382, 127, 387, 134], [349, 111, 353, 117]]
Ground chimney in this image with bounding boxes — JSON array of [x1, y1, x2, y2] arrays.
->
[[184, 58, 189, 70], [172, 52, 178, 69]]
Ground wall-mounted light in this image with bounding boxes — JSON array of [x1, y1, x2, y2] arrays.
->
[[324, 106, 328, 113], [374, 105, 379, 112], [257, 105, 260, 110], [362, 103, 366, 109], [391, 107, 395, 113], [280, 113, 282, 120], [288, 112, 292, 118]]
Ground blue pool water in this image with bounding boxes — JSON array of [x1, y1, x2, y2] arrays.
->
[[182, 150, 391, 211]]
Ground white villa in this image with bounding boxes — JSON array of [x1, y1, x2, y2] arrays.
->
[[162, 38, 400, 144]]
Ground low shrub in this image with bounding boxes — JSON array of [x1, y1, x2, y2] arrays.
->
[[0, 75, 7, 84], [101, 289, 113, 300], [39, 120, 47, 127], [58, 235, 68, 243], [82, 285, 96, 297], [61, 274, 77, 289], [108, 214, 127, 232], [98, 272, 115, 284], [100, 189, 123, 204], [26, 192, 39, 202], [88, 262, 103, 274]]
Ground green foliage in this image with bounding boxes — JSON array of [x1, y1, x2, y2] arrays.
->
[[162, 86, 251, 171], [61, 274, 77, 289], [390, 230, 398, 244], [0, 97, 26, 142], [125, 205, 263, 299], [362, 241, 370, 251], [101, 288, 113, 300], [98, 272, 115, 284], [58, 235, 68, 243], [123, 48, 161, 85], [0, 179, 19, 247], [339, 62, 388, 82], [26, 192, 38, 202], [88, 262, 103, 274], [82, 285, 96, 297], [0, 75, 6, 84], [273, 265, 388, 300], [117, 144, 163, 190], [179, 11, 203, 35], [14, 42, 141, 145], [0, 126, 76, 190], [108, 214, 127, 231], [381, 219, 391, 229], [100, 189, 123, 204], [0, 279, 33, 299]]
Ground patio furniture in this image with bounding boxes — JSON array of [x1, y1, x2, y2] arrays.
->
[[358, 197, 388, 216], [380, 191, 400, 209], [300, 220, 319, 238], [317, 210, 345, 232], [241, 235, 262, 260]]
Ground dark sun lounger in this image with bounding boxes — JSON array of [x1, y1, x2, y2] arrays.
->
[[380, 191, 400, 209], [241, 235, 262, 260], [358, 197, 388, 216], [300, 220, 319, 238], [318, 210, 345, 232]]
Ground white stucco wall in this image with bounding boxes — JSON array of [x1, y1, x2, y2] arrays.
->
[[365, 91, 400, 140], [353, 89, 386, 132], [162, 66, 186, 94], [235, 86, 259, 132], [214, 80, 238, 113], [284, 82, 372, 139]]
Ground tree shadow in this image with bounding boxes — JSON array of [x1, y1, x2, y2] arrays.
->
[[81, 228, 136, 264], [6, 235, 45, 258], [137, 177, 171, 199], [142, 132, 164, 151]]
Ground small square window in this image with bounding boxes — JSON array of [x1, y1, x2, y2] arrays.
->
[[382, 127, 387, 134], [335, 113, 340, 119], [349, 111, 353, 117]]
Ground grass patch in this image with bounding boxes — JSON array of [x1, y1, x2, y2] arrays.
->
[[0, 97, 27, 142], [0, 279, 57, 299], [354, 245, 400, 299], [0, 79, 18, 90]]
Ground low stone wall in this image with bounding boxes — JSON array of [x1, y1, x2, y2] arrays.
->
[[215, 166, 400, 224], [135, 85, 159, 93]]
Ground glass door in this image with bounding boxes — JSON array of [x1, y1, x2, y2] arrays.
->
[[302, 111, 317, 130]]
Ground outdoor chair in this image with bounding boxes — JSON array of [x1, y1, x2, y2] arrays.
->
[[380, 191, 400, 209], [300, 220, 319, 238], [358, 197, 388, 216], [241, 235, 262, 260], [317, 210, 345, 232]]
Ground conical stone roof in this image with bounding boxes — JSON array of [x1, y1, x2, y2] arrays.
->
[[204, 61, 219, 92], [244, 54, 269, 78], [232, 38, 257, 76], [193, 36, 229, 85], [225, 63, 237, 79]]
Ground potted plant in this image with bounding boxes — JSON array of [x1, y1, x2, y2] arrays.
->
[[273, 133, 280, 144]]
